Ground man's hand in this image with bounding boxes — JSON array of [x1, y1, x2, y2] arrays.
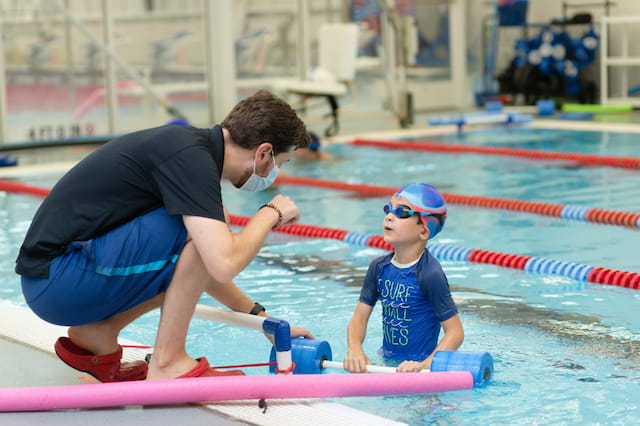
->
[[290, 325, 315, 339], [267, 194, 300, 227]]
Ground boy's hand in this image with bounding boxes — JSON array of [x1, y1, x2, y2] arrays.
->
[[343, 351, 371, 373], [396, 359, 429, 372]]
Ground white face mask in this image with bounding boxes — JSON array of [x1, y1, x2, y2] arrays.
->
[[239, 152, 279, 192]]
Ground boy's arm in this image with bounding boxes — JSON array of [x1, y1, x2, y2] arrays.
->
[[344, 301, 374, 373], [396, 313, 464, 372]]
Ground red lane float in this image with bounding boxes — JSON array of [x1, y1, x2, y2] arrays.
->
[[351, 138, 640, 170], [0, 180, 50, 197], [588, 267, 640, 289]]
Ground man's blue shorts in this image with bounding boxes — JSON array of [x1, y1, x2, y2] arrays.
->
[[21, 208, 188, 326]]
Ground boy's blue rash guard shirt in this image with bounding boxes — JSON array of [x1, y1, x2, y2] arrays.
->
[[359, 250, 458, 361]]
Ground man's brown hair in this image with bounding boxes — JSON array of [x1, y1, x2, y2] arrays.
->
[[221, 90, 310, 155]]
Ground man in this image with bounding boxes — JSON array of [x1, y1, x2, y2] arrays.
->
[[16, 89, 315, 381]]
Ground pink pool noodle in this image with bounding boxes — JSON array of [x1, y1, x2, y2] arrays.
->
[[0, 371, 473, 412]]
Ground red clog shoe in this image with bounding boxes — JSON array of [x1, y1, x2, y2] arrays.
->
[[177, 357, 245, 378], [54, 337, 148, 382]]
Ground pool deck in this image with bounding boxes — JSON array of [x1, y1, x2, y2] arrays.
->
[[0, 301, 405, 425]]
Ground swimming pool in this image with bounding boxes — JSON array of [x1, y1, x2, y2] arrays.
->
[[2, 126, 639, 424]]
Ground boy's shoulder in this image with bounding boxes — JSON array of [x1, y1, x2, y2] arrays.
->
[[370, 252, 394, 269], [418, 248, 445, 273], [422, 247, 441, 262], [416, 249, 448, 292]]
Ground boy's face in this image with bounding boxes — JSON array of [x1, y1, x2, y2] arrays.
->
[[382, 195, 429, 247]]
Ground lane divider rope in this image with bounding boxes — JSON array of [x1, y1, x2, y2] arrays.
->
[[234, 215, 640, 290], [273, 176, 640, 229], [2, 180, 638, 289], [351, 138, 640, 170]]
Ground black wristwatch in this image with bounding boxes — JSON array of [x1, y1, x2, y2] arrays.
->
[[249, 302, 266, 315]]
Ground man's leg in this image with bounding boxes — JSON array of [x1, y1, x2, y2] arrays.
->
[[146, 239, 212, 380], [66, 293, 164, 356]]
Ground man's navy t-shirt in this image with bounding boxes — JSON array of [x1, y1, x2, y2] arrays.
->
[[15, 124, 226, 278]]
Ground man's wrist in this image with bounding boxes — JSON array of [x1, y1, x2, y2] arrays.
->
[[259, 203, 282, 228], [249, 302, 266, 315]]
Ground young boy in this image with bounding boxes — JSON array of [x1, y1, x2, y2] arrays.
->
[[344, 183, 463, 373]]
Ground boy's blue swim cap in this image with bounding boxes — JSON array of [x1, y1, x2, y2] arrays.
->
[[394, 183, 447, 238]]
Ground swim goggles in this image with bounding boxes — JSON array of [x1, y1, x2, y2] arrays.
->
[[383, 203, 439, 219]]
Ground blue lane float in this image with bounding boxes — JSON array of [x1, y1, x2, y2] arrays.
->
[[431, 350, 494, 386], [561, 205, 590, 221], [524, 257, 593, 281], [269, 338, 333, 375], [428, 244, 473, 262], [344, 231, 374, 246], [272, 338, 494, 387]]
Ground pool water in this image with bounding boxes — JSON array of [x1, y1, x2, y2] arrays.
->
[[2, 127, 639, 424]]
